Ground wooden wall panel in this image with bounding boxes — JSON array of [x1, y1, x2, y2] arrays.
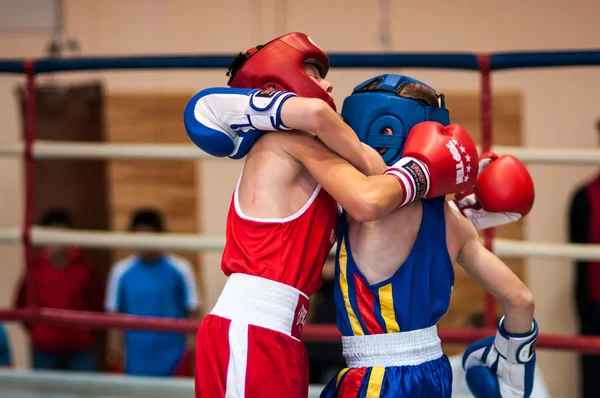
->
[[440, 91, 524, 354], [18, 83, 112, 277], [19, 82, 111, 369], [105, 93, 203, 304]]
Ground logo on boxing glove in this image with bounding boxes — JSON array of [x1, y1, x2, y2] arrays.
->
[[528, 337, 537, 358], [404, 160, 428, 199], [445, 139, 472, 185], [256, 87, 278, 98]]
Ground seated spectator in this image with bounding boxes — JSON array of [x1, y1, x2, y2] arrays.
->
[[104, 209, 200, 377], [0, 324, 11, 367], [15, 208, 101, 371]]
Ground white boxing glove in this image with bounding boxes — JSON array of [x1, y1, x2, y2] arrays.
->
[[184, 87, 297, 159], [463, 315, 538, 398]]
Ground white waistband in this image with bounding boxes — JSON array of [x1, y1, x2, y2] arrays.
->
[[210, 274, 309, 340], [342, 325, 443, 368]]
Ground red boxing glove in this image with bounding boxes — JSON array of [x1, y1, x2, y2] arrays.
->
[[451, 152, 535, 230], [384, 122, 479, 207]]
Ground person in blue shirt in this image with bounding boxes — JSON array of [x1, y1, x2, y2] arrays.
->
[[0, 324, 11, 367], [104, 209, 200, 376]]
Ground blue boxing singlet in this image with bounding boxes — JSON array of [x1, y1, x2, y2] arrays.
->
[[334, 197, 454, 337], [322, 197, 455, 398]]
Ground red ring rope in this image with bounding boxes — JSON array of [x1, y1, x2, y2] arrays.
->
[[478, 53, 497, 329], [1, 308, 599, 354], [22, 59, 36, 308]]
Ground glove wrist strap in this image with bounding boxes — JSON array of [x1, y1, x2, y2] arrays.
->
[[240, 90, 297, 131], [384, 157, 430, 207], [494, 315, 538, 364]]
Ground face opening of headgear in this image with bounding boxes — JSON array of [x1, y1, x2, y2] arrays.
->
[[341, 74, 450, 166], [226, 32, 336, 111]]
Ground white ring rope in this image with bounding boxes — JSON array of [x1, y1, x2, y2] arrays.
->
[[0, 227, 225, 251], [1, 226, 599, 261], [0, 141, 204, 160], [0, 140, 599, 164], [492, 146, 600, 165]]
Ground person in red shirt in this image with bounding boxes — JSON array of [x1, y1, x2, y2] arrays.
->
[[570, 119, 600, 398], [15, 209, 101, 371]]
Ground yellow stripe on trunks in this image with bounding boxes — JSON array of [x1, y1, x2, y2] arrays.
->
[[366, 367, 385, 398]]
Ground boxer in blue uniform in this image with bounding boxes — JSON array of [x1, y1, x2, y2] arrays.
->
[[321, 74, 538, 398]]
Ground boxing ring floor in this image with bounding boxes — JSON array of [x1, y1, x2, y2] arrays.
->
[[0, 370, 194, 398], [0, 361, 543, 398], [0, 51, 599, 398], [0, 370, 331, 398], [0, 369, 509, 398]]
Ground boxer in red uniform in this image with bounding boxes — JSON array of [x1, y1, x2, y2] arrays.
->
[[187, 33, 479, 398]]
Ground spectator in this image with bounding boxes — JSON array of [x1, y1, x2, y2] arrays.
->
[[0, 324, 11, 367], [570, 119, 600, 398], [15, 208, 100, 371], [104, 209, 200, 377], [305, 260, 346, 385]]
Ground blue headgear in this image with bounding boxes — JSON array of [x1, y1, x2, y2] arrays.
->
[[341, 74, 450, 166]]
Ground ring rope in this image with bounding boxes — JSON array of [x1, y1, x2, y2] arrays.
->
[[0, 308, 599, 354], [0, 141, 599, 164], [0, 227, 598, 260], [1, 50, 600, 74]]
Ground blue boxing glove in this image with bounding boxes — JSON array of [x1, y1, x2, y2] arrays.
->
[[183, 87, 297, 159], [463, 315, 538, 398]]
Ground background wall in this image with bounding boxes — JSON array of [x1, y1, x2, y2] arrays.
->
[[0, 0, 599, 396]]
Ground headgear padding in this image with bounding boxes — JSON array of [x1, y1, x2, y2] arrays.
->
[[228, 32, 336, 111], [341, 74, 450, 166]]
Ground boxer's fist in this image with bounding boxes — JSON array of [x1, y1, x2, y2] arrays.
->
[[463, 316, 538, 398], [384, 122, 478, 207], [452, 152, 535, 230], [184, 87, 297, 159]]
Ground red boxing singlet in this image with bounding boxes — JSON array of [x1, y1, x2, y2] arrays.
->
[[221, 184, 339, 296]]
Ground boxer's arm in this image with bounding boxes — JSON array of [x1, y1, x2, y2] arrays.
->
[[451, 205, 535, 334], [185, 88, 296, 159], [186, 88, 376, 173], [283, 131, 403, 222], [280, 97, 377, 175]]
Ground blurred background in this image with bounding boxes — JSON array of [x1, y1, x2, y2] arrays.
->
[[0, 0, 599, 397]]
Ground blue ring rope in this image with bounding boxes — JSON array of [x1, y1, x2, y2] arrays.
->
[[0, 50, 599, 74]]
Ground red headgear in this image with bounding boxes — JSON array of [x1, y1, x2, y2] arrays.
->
[[228, 32, 336, 111]]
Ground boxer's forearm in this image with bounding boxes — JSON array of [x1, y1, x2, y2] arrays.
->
[[502, 296, 536, 334], [456, 214, 535, 334], [280, 97, 374, 175], [350, 176, 406, 221], [283, 131, 403, 222]]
